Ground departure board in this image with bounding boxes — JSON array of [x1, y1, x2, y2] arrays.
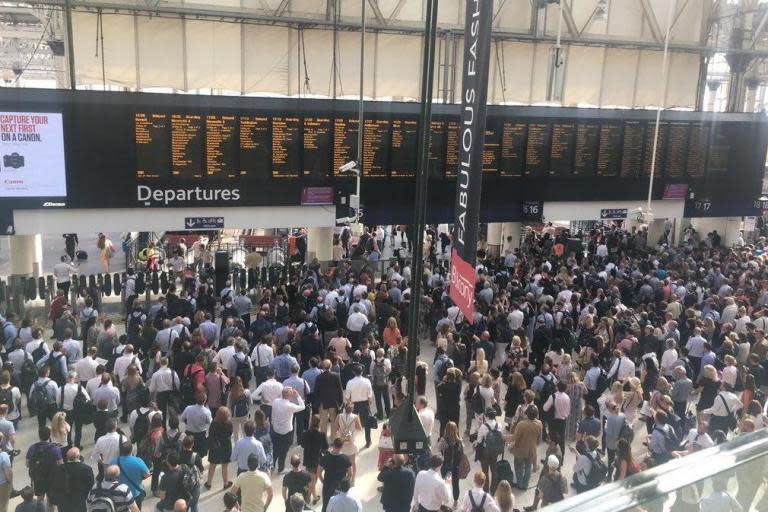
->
[[665, 123, 689, 179], [643, 123, 667, 177], [549, 123, 575, 177], [363, 118, 391, 177], [271, 116, 301, 178], [620, 121, 644, 178], [171, 113, 203, 179], [707, 124, 732, 179], [333, 118, 358, 177], [428, 120, 447, 179], [482, 126, 500, 173], [574, 122, 600, 176], [500, 121, 527, 177], [135, 112, 169, 179], [303, 116, 332, 179], [205, 114, 237, 178], [525, 123, 551, 177], [596, 124, 623, 177], [445, 119, 460, 177], [686, 124, 709, 179], [240, 115, 270, 180], [391, 118, 419, 177]]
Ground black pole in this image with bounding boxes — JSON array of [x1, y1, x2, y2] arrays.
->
[[64, 0, 77, 90], [404, 0, 439, 417]]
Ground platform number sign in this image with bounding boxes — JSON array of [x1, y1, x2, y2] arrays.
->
[[600, 208, 628, 220], [522, 200, 543, 222]]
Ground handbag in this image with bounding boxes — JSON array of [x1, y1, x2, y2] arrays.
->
[[458, 452, 471, 479], [365, 415, 379, 429]]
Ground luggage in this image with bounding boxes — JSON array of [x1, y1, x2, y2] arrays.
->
[[103, 273, 112, 296], [113, 273, 122, 295], [76, 250, 88, 261], [495, 457, 515, 488], [38, 276, 47, 299]]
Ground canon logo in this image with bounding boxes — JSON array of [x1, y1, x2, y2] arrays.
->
[[42, 201, 66, 207], [137, 185, 242, 206]]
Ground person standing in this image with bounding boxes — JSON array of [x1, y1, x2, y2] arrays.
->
[[87, 465, 138, 512], [410, 455, 451, 512], [110, 441, 150, 509], [63, 234, 78, 263], [603, 401, 626, 473], [206, 406, 234, 490], [317, 438, 352, 512], [149, 357, 180, 426], [473, 409, 504, 493], [271, 387, 306, 472], [282, 455, 312, 512], [326, 478, 361, 512], [511, 405, 542, 491], [26, 426, 64, 506], [531, 455, 567, 508], [344, 365, 374, 448], [50, 447, 94, 512], [232, 454, 273, 512], [458, 472, 500, 512], [57, 370, 90, 447], [53, 256, 75, 297], [283, 365, 310, 443], [316, 360, 344, 436], [231, 421, 268, 475], [542, 382, 570, 466], [377, 453, 415, 512], [181, 392, 213, 458], [0, 432, 11, 512]]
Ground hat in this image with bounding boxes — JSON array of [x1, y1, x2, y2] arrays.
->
[[547, 455, 559, 468]]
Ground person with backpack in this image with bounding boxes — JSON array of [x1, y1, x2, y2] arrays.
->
[[152, 415, 182, 494], [370, 349, 392, 420], [0, 373, 21, 431], [458, 471, 499, 512], [0, 315, 17, 354], [178, 435, 204, 512], [26, 426, 64, 504], [75, 346, 100, 387], [571, 435, 606, 493], [228, 342, 254, 389], [532, 366, 556, 441], [702, 381, 742, 435], [57, 370, 91, 448], [180, 392, 213, 458], [36, 342, 67, 388], [181, 355, 206, 409], [109, 441, 150, 509], [50, 447, 95, 512], [25, 327, 48, 363], [649, 410, 678, 465], [87, 464, 138, 512], [473, 408, 504, 493], [29, 366, 59, 428], [530, 455, 568, 509]]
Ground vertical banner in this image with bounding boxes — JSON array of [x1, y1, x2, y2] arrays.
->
[[449, 0, 494, 322]]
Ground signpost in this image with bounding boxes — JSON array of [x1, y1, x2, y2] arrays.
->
[[184, 216, 224, 229], [599, 208, 628, 220]]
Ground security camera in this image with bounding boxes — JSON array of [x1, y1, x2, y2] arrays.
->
[[339, 161, 358, 174]]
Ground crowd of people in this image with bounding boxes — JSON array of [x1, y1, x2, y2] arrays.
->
[[0, 222, 767, 512]]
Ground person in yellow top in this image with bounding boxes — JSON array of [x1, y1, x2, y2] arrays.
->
[[232, 453, 273, 512]]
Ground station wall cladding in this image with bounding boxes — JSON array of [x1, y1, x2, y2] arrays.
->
[[1, 88, 767, 224]]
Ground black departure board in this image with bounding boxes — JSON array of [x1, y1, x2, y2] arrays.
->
[[665, 123, 689, 179], [686, 124, 709, 179], [428, 120, 447, 179], [620, 121, 644, 178], [303, 116, 332, 179], [391, 118, 419, 177], [574, 122, 600, 176], [205, 114, 237, 178], [525, 123, 551, 177], [271, 116, 301, 178], [445, 119, 460, 177], [549, 123, 575, 177], [135, 112, 169, 179], [240, 115, 270, 179], [596, 124, 623, 177], [171, 113, 203, 179], [643, 123, 667, 177], [707, 124, 732, 179], [333, 118, 357, 177], [500, 121, 527, 177], [482, 125, 500, 173], [363, 118, 391, 177]]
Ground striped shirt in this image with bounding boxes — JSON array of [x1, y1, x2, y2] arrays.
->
[[87, 480, 136, 512]]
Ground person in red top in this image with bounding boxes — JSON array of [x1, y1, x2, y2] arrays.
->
[[49, 289, 67, 322], [382, 317, 401, 348], [184, 354, 207, 395]]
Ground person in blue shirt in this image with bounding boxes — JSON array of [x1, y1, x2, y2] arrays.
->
[[110, 441, 150, 509], [0, 314, 17, 352], [272, 346, 299, 382]]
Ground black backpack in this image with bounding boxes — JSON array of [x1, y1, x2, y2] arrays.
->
[[48, 354, 65, 386], [29, 442, 55, 482], [31, 341, 47, 363], [180, 367, 202, 405], [158, 431, 183, 461], [470, 387, 486, 415], [537, 375, 556, 406], [468, 492, 488, 512], [132, 409, 151, 443], [595, 370, 609, 395], [584, 452, 608, 489], [0, 386, 13, 414], [234, 355, 252, 386], [73, 384, 95, 424], [28, 380, 54, 417], [21, 352, 37, 394]]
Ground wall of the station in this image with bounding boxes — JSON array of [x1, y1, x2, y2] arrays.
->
[[689, 217, 743, 246], [543, 200, 685, 222], [69, 0, 706, 108], [12, 206, 336, 235]]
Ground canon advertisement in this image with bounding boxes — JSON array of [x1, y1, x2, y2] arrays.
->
[[0, 112, 66, 198], [449, 0, 493, 322]]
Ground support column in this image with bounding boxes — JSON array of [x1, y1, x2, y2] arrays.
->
[[486, 223, 503, 257], [307, 227, 334, 261], [7, 235, 42, 316], [501, 222, 521, 250]]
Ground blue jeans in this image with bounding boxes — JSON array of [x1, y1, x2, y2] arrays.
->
[[514, 457, 533, 490]]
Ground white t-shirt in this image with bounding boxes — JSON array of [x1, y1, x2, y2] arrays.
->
[[53, 262, 72, 284]]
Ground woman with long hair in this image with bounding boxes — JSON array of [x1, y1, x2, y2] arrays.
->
[[122, 364, 145, 422], [206, 406, 233, 490], [696, 365, 720, 412], [97, 233, 116, 273], [253, 409, 273, 472], [436, 368, 462, 438], [436, 421, 464, 508], [333, 402, 362, 483], [300, 415, 329, 505], [464, 372, 481, 436], [51, 411, 70, 447], [615, 438, 640, 480], [504, 372, 527, 431], [622, 377, 644, 424], [470, 348, 489, 376], [494, 481, 515, 512], [382, 317, 401, 348], [565, 372, 586, 441], [227, 377, 252, 442]]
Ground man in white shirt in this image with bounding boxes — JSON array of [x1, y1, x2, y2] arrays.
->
[[416, 396, 435, 440], [344, 366, 374, 448], [154, 320, 178, 354], [606, 348, 635, 382], [507, 304, 524, 332], [543, 381, 571, 461], [61, 329, 82, 365], [254, 368, 284, 419], [91, 373, 121, 413], [57, 370, 90, 447], [113, 344, 141, 384], [53, 255, 74, 296], [346, 306, 369, 350], [92, 418, 127, 465], [213, 337, 237, 371], [703, 383, 742, 433], [25, 330, 48, 358], [411, 455, 451, 512], [270, 387, 305, 472], [250, 340, 275, 385], [458, 472, 500, 512], [75, 346, 101, 386], [148, 357, 180, 426], [685, 327, 707, 379]]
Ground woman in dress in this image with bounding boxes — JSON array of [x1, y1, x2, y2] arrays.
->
[[565, 372, 586, 442], [121, 364, 145, 421], [436, 421, 465, 508], [300, 415, 329, 505], [622, 377, 644, 424], [97, 233, 116, 273], [504, 372, 527, 431], [334, 402, 362, 483], [205, 406, 233, 490], [51, 411, 70, 447], [614, 438, 640, 481], [227, 377, 252, 443], [695, 365, 720, 413], [436, 368, 462, 438]]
